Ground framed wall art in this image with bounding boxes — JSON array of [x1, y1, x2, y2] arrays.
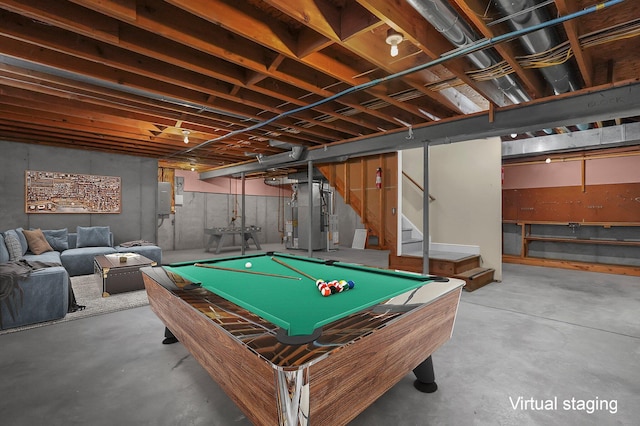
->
[[25, 170, 121, 214]]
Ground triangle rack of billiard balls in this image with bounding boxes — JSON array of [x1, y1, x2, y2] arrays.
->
[[315, 279, 355, 297]]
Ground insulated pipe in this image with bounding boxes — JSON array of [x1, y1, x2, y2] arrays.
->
[[493, 0, 588, 131], [406, 0, 530, 104], [241, 172, 246, 256], [307, 161, 314, 258], [493, 0, 580, 95]]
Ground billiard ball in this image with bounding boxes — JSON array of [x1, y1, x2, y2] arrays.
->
[[245, 262, 252, 268]]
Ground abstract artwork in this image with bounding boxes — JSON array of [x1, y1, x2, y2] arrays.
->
[[25, 170, 121, 214]]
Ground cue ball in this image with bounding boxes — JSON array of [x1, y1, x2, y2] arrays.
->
[[245, 262, 252, 268]]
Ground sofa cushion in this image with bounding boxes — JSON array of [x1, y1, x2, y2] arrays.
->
[[0, 265, 69, 329], [24, 250, 62, 264], [116, 245, 162, 265], [0, 234, 10, 263], [42, 228, 69, 252], [23, 228, 54, 255], [61, 246, 117, 276], [4, 232, 23, 261], [76, 226, 111, 248]]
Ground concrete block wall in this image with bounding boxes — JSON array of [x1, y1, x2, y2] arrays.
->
[[159, 191, 284, 251], [157, 183, 362, 252]]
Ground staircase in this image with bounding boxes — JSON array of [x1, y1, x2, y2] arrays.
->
[[317, 156, 495, 291], [401, 216, 423, 256], [396, 215, 494, 291], [389, 251, 495, 292]]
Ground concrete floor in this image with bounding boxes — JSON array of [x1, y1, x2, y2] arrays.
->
[[1, 244, 638, 426]]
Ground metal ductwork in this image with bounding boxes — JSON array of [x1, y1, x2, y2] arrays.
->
[[492, 0, 587, 131], [251, 145, 305, 166], [493, 0, 580, 95], [502, 121, 640, 157], [406, 0, 531, 105]]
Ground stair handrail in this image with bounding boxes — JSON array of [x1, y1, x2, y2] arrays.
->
[[402, 171, 435, 201]]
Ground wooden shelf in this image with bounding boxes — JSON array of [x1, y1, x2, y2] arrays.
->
[[502, 221, 640, 276], [525, 236, 640, 247], [503, 220, 640, 227]]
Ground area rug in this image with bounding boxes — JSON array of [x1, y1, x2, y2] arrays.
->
[[0, 274, 149, 335]]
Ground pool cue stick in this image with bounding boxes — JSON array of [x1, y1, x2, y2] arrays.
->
[[270, 256, 317, 282], [194, 263, 301, 280]]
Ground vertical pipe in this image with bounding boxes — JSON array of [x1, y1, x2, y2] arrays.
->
[[378, 155, 385, 248], [422, 144, 430, 275], [241, 172, 246, 255], [308, 160, 314, 258], [581, 157, 586, 193]]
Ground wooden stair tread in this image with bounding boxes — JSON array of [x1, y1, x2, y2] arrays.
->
[[453, 267, 495, 292], [454, 267, 494, 279]]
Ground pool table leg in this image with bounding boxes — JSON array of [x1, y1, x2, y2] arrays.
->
[[413, 355, 438, 393], [162, 327, 178, 345]]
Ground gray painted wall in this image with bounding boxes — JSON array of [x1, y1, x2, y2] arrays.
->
[[0, 140, 158, 245]]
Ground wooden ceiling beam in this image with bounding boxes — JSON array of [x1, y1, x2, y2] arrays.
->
[[0, 0, 120, 43], [0, 7, 372, 141], [0, 62, 327, 147], [261, 0, 460, 120], [0, 33, 345, 145], [0, 122, 177, 156], [69, 0, 137, 23], [554, 0, 594, 87], [0, 85, 325, 155], [126, 0, 410, 132], [166, 0, 441, 126]]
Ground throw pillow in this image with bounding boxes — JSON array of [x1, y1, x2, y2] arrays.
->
[[76, 226, 111, 248], [42, 228, 69, 251], [4, 230, 26, 257], [23, 228, 54, 255], [0, 234, 10, 263], [4, 233, 23, 261], [15, 227, 29, 255]]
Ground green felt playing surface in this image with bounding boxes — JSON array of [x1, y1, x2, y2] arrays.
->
[[165, 253, 436, 336]]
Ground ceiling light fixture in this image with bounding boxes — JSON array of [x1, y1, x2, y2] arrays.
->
[[182, 130, 190, 144], [510, 133, 518, 138], [385, 29, 404, 57]]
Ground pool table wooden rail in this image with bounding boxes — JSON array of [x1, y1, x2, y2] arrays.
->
[[142, 267, 463, 425]]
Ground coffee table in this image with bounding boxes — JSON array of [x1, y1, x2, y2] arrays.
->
[[94, 253, 157, 297]]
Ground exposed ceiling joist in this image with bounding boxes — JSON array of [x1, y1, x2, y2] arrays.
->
[[0, 0, 637, 174]]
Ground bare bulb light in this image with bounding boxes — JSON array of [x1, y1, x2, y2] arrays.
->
[[385, 29, 403, 58], [182, 130, 190, 144]]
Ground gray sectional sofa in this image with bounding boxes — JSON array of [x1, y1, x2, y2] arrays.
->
[[0, 226, 161, 330]]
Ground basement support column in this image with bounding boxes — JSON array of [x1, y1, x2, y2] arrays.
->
[[422, 143, 430, 275], [241, 172, 246, 255], [308, 160, 314, 258]]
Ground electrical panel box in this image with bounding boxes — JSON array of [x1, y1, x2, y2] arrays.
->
[[157, 182, 172, 215]]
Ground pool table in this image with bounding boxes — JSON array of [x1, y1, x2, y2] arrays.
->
[[141, 252, 464, 426]]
